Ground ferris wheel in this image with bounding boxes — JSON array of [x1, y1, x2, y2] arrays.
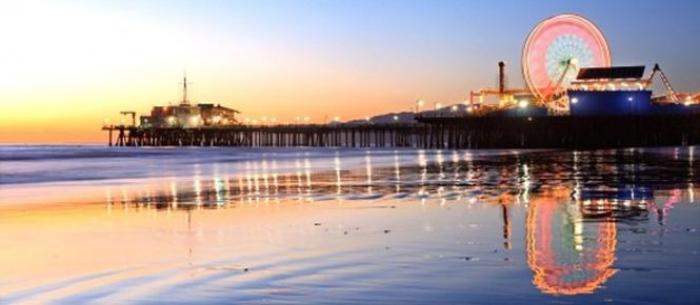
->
[[522, 14, 612, 104]]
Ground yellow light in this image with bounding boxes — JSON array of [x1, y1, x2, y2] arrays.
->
[[450, 105, 458, 112], [189, 115, 200, 126], [435, 103, 443, 110], [518, 100, 528, 109]]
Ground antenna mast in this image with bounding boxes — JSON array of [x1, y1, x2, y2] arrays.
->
[[181, 73, 190, 105]]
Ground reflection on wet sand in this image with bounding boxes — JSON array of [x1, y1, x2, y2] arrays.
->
[[526, 188, 619, 295], [100, 149, 697, 297], [1, 147, 698, 303]]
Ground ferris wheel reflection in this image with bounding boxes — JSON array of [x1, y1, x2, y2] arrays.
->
[[101, 148, 694, 296]]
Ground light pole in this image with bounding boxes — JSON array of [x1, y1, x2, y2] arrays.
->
[[416, 99, 424, 113]]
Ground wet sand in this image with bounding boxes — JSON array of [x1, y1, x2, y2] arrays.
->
[[1, 147, 699, 304]]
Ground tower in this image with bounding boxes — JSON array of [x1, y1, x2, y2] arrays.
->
[[180, 74, 190, 106], [498, 61, 506, 95]]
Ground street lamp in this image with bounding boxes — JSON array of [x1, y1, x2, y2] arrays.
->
[[416, 99, 425, 113]]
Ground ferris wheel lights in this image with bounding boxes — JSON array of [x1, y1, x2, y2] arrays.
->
[[523, 14, 611, 102]]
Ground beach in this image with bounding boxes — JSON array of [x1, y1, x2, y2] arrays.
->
[[1, 146, 699, 304]]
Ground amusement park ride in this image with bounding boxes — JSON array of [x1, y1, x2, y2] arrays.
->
[[105, 13, 700, 149], [468, 14, 699, 114]]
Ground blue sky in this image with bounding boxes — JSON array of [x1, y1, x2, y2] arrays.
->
[[2, 0, 699, 142], [91, 0, 699, 89]]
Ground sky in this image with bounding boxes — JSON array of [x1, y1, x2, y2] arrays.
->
[[1, 0, 699, 143]]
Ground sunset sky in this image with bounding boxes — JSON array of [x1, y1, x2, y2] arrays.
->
[[1, 0, 699, 143]]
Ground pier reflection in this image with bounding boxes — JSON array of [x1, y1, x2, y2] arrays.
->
[[100, 148, 697, 296]]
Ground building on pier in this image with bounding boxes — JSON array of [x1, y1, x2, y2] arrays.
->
[[140, 103, 239, 128], [567, 65, 700, 116], [139, 76, 240, 128], [567, 66, 653, 116]]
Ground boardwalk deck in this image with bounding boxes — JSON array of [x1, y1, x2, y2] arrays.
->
[[103, 114, 700, 149]]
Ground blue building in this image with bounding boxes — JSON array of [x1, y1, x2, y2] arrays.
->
[[567, 66, 700, 116]]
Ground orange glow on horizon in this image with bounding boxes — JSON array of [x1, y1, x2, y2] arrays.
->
[[0, 2, 476, 144]]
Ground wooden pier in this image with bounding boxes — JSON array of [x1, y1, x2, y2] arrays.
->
[[103, 124, 427, 148], [104, 114, 700, 149]]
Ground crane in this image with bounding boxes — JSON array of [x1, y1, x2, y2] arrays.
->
[[120, 111, 136, 127], [647, 64, 680, 103]]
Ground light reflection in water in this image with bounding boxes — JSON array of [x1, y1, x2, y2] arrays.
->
[[394, 152, 401, 194], [335, 154, 342, 196], [91, 149, 698, 297], [304, 157, 312, 201], [527, 188, 619, 296], [193, 164, 202, 207], [365, 152, 373, 195]]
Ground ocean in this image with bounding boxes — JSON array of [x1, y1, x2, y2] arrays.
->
[[0, 145, 699, 304]]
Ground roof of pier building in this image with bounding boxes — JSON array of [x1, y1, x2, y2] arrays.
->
[[576, 66, 646, 81]]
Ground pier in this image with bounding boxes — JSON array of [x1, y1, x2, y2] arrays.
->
[[104, 114, 700, 149]]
